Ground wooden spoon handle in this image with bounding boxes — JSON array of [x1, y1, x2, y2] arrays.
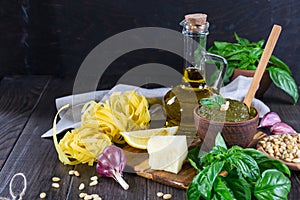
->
[[243, 25, 282, 109]]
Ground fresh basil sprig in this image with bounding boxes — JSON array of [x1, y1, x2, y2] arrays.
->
[[200, 95, 226, 109], [208, 33, 298, 104], [187, 133, 291, 200]]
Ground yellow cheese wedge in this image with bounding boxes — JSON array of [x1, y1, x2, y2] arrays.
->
[[147, 135, 188, 174]]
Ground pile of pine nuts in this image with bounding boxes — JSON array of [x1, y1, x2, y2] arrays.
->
[[258, 133, 300, 163]]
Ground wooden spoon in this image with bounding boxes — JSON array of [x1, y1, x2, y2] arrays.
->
[[243, 25, 282, 109]]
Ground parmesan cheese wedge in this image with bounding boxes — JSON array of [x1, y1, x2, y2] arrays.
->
[[147, 135, 188, 174]]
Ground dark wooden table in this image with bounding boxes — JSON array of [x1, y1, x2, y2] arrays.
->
[[0, 76, 299, 200]]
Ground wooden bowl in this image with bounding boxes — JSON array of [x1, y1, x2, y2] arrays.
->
[[193, 106, 259, 148]]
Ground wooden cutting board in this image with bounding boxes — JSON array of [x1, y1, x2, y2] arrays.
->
[[122, 131, 267, 190]]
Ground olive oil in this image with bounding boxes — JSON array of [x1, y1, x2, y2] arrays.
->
[[163, 67, 212, 130]]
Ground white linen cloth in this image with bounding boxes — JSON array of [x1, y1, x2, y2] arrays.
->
[[41, 76, 269, 138]]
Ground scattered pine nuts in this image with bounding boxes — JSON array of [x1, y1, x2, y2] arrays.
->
[[52, 177, 61, 182], [79, 192, 87, 198], [51, 183, 60, 189], [74, 170, 80, 177], [90, 176, 98, 181], [163, 193, 172, 199], [89, 180, 98, 186], [157, 192, 164, 197], [79, 183, 85, 191], [39, 192, 47, 199], [68, 170, 75, 175]]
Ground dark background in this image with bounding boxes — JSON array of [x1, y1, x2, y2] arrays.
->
[[1, 0, 299, 90]]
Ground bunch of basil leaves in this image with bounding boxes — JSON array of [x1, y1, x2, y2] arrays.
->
[[208, 33, 298, 104], [187, 133, 291, 200]]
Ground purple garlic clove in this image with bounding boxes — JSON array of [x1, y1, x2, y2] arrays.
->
[[96, 145, 129, 190], [271, 122, 296, 135], [259, 111, 281, 128]]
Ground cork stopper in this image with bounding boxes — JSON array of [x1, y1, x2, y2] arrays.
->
[[185, 13, 207, 25]]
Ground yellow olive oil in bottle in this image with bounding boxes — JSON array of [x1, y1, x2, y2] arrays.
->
[[163, 13, 226, 132]]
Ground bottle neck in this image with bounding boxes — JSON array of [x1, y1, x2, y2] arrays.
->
[[181, 21, 209, 69]]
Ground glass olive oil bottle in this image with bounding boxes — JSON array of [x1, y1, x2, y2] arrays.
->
[[163, 13, 227, 132]]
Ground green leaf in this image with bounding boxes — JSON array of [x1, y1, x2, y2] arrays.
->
[[254, 169, 291, 200], [269, 55, 291, 74], [227, 52, 248, 61], [213, 41, 233, 50], [188, 146, 202, 170], [257, 157, 291, 177], [268, 66, 299, 104], [255, 39, 265, 48], [215, 132, 227, 149], [247, 65, 257, 70], [234, 32, 249, 46], [238, 59, 251, 69], [187, 161, 225, 199], [224, 171, 252, 200], [200, 95, 226, 108], [241, 148, 290, 176], [213, 176, 236, 200], [228, 152, 260, 182]]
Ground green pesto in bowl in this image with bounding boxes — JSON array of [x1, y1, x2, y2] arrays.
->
[[197, 99, 257, 122]]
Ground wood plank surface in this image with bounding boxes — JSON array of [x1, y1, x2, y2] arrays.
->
[[0, 76, 50, 169], [0, 77, 300, 199]]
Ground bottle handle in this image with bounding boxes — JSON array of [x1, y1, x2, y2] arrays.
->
[[203, 52, 228, 93]]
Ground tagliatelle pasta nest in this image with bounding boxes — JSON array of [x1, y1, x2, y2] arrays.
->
[[53, 90, 151, 166]]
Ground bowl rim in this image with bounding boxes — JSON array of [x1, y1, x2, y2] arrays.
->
[[193, 105, 259, 125]]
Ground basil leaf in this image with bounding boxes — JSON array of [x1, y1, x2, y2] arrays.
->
[[241, 148, 267, 160], [213, 176, 236, 200], [187, 161, 225, 199], [214, 41, 232, 50], [254, 169, 291, 200], [257, 157, 291, 177], [234, 32, 249, 46], [200, 95, 226, 109], [242, 148, 290, 176], [215, 132, 227, 149], [269, 55, 291, 74], [223, 65, 235, 84], [188, 146, 202, 170], [247, 65, 257, 70], [228, 152, 260, 182], [268, 66, 299, 104], [225, 171, 252, 200], [201, 146, 227, 167], [227, 52, 248, 61]]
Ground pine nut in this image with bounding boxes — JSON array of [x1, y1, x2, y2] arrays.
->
[[39, 192, 47, 198], [89, 180, 98, 186], [79, 192, 87, 198], [79, 183, 85, 191], [157, 192, 164, 197], [84, 195, 93, 200], [68, 170, 75, 175], [52, 177, 61, 182], [74, 170, 80, 177], [163, 193, 172, 199], [90, 176, 98, 181], [51, 183, 60, 188]]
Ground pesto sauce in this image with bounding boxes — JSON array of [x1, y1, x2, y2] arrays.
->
[[198, 99, 256, 122]]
